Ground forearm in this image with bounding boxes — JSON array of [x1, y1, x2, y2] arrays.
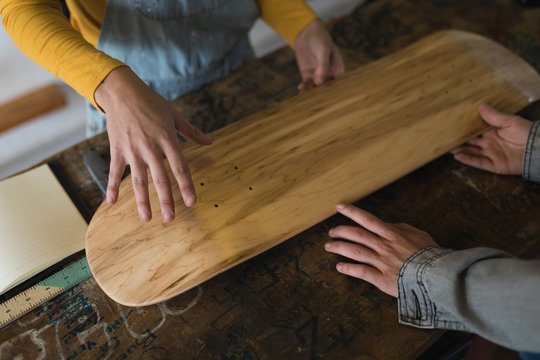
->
[[524, 121, 540, 183], [0, 0, 125, 108], [398, 246, 540, 352], [257, 0, 318, 47]]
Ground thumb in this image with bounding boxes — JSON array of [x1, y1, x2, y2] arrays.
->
[[477, 103, 513, 128], [175, 115, 213, 145], [330, 44, 346, 78], [314, 47, 331, 85]]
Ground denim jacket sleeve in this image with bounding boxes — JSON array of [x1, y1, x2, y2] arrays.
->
[[524, 121, 540, 183], [397, 246, 540, 352]]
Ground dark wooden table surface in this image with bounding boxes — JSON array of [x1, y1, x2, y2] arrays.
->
[[2, 0, 540, 359]]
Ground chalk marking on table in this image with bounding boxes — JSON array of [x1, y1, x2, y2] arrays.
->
[[122, 286, 203, 339], [0, 325, 51, 360], [159, 286, 203, 316], [2, 286, 203, 358]]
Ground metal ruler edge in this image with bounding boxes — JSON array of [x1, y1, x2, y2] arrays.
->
[[0, 257, 91, 329]]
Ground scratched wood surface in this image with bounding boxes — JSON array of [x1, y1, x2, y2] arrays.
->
[[2, 0, 540, 359], [87, 30, 540, 307]]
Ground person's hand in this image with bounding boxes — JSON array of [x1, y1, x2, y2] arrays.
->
[[324, 204, 437, 297], [294, 19, 345, 92], [452, 103, 533, 175], [94, 67, 213, 223]]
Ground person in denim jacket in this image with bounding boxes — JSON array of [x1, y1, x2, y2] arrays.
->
[[324, 103, 540, 354]]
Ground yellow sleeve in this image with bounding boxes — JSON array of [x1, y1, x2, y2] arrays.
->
[[0, 0, 125, 109], [257, 0, 318, 47]]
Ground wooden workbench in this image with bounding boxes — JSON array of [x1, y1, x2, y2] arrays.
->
[[2, 0, 540, 358]]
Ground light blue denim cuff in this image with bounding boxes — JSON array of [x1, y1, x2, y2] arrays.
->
[[523, 121, 540, 183], [397, 246, 467, 330]]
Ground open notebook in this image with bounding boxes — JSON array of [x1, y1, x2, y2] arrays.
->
[[0, 164, 87, 295]]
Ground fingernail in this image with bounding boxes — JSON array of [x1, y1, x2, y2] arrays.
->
[[336, 203, 345, 210], [140, 211, 150, 222], [328, 228, 334, 236], [324, 242, 331, 250], [336, 263, 343, 272], [163, 211, 174, 222], [185, 196, 196, 207]]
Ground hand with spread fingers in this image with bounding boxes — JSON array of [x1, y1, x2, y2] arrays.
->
[[95, 67, 213, 223], [324, 203, 437, 297], [452, 103, 533, 175], [294, 19, 346, 92]]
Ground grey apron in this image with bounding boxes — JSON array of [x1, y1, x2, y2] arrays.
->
[[86, 0, 260, 136]]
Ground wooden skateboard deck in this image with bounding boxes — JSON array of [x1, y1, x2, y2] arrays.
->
[[86, 31, 540, 306]]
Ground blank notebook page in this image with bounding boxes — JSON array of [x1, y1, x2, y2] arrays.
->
[[0, 164, 87, 294]]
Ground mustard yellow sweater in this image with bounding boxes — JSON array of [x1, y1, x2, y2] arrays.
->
[[0, 0, 317, 108]]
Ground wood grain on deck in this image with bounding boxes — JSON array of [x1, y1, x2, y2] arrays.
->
[[2, 1, 540, 359]]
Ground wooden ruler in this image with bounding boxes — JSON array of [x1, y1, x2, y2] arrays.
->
[[0, 257, 91, 329], [0, 84, 66, 132]]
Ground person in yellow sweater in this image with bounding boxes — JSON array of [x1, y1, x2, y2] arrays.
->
[[0, 0, 345, 223]]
